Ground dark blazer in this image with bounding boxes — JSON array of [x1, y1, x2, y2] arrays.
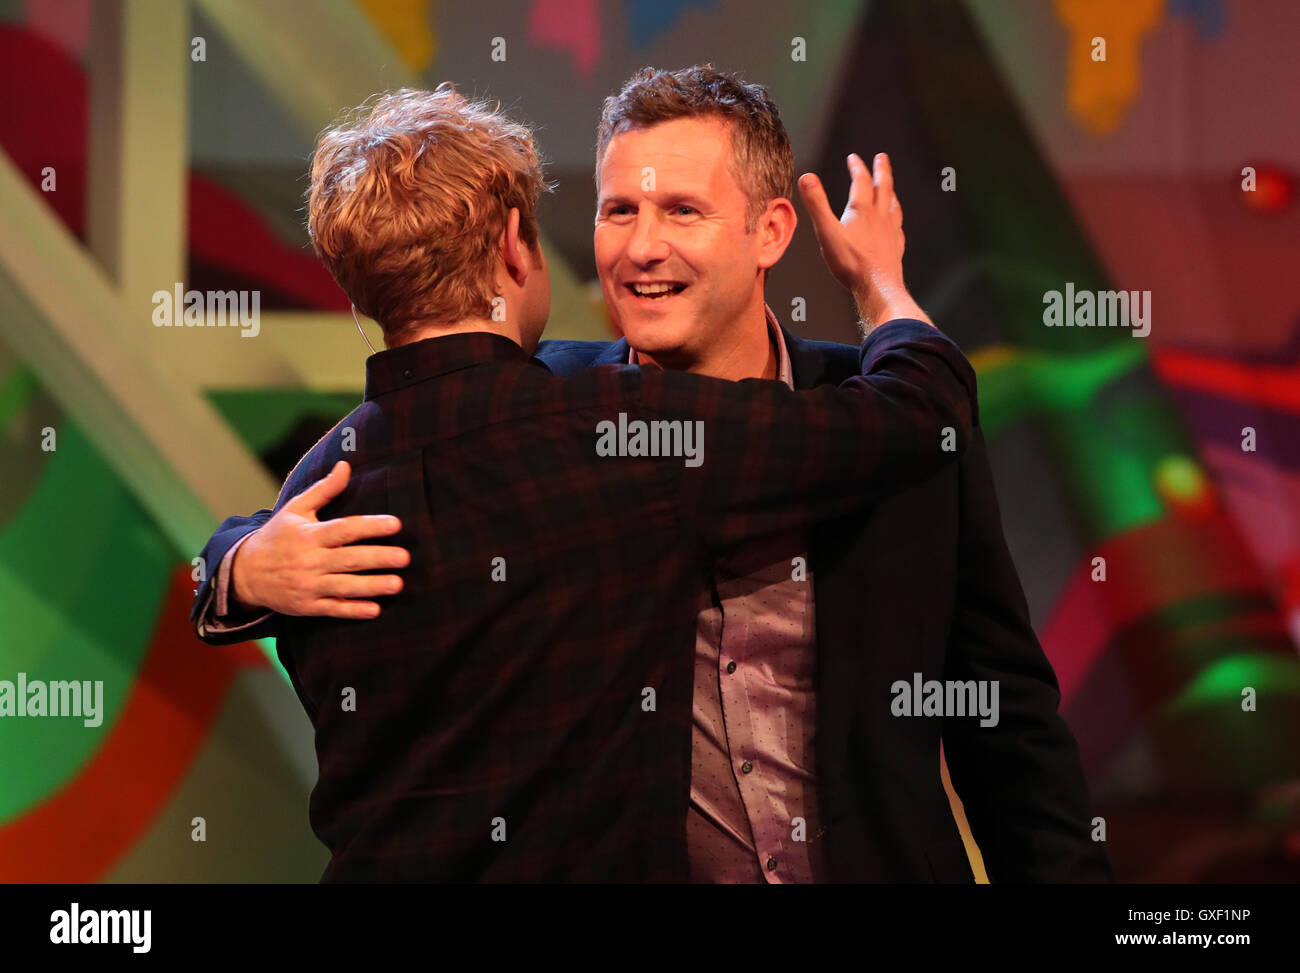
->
[[193, 327, 1111, 882], [541, 330, 1111, 883]]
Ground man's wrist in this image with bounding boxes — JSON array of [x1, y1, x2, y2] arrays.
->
[[227, 534, 260, 614], [855, 288, 932, 332]]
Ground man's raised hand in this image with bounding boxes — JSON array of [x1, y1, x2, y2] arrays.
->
[[797, 152, 932, 330], [230, 460, 410, 619]]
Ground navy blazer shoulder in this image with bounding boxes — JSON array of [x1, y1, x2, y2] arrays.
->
[[533, 338, 625, 376], [536, 328, 858, 388]]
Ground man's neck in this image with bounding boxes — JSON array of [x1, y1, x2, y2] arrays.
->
[[389, 317, 519, 350], [639, 304, 778, 382]]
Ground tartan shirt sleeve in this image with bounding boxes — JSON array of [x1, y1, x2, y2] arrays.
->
[[615, 318, 979, 555]]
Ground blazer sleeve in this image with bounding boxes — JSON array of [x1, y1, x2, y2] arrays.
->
[[940, 428, 1113, 882], [648, 320, 978, 554], [189, 508, 277, 644]]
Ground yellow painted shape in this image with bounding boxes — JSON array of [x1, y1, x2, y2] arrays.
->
[[968, 343, 1018, 375], [1053, 0, 1165, 134], [356, 0, 437, 72]]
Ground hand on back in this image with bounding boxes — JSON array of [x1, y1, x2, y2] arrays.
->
[[231, 461, 410, 620]]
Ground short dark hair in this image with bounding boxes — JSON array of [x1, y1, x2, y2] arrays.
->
[[595, 64, 794, 231]]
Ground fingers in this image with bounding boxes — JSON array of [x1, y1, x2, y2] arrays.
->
[[800, 153, 907, 298], [846, 153, 873, 212], [323, 543, 411, 573], [305, 598, 383, 621], [871, 153, 895, 214], [797, 172, 841, 242], [285, 461, 351, 516], [316, 572, 404, 600], [841, 152, 897, 215], [315, 513, 404, 547]]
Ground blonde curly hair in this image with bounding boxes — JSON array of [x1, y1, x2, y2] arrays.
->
[[309, 85, 551, 345]]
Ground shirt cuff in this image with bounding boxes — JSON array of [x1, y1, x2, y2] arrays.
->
[[205, 532, 273, 635]]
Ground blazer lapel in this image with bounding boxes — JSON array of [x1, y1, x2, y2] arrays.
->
[[783, 327, 856, 389]]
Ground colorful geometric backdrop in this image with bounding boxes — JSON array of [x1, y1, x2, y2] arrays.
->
[[1, 0, 1297, 882]]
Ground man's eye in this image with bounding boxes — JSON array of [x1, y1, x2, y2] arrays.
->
[[674, 206, 697, 216], [608, 206, 633, 216]]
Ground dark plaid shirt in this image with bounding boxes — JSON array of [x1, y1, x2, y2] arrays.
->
[[270, 320, 977, 881]]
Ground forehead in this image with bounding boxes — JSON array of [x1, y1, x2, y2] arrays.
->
[[597, 116, 740, 196]]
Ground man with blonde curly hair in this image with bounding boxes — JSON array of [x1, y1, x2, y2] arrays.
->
[[307, 85, 552, 349]]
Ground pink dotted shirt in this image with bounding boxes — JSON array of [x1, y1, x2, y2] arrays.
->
[[631, 306, 827, 883]]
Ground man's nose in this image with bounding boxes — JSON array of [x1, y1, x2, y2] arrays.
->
[[626, 210, 670, 265]]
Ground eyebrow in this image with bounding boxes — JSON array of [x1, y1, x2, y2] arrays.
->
[[597, 193, 709, 211], [597, 194, 636, 211]]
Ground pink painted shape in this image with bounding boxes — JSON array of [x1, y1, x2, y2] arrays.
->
[[24, 0, 91, 59], [1200, 441, 1300, 594], [528, 0, 601, 79], [1041, 508, 1274, 704]]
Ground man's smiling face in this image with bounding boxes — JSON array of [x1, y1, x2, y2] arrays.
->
[[594, 116, 769, 371]]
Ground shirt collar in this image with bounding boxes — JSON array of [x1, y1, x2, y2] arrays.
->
[[627, 304, 794, 390], [364, 331, 531, 400]]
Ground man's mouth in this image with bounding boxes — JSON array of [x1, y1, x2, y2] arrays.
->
[[625, 281, 687, 302]]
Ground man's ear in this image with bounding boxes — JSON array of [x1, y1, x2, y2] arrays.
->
[[500, 207, 530, 288], [755, 196, 797, 271]]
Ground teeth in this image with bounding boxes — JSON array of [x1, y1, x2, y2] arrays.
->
[[632, 283, 675, 296]]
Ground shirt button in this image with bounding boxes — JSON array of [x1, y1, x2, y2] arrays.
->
[[402, 368, 413, 380], [767, 857, 778, 871], [741, 761, 753, 774], [726, 661, 737, 674]]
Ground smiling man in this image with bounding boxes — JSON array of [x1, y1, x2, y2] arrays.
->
[[193, 66, 1109, 884], [596, 113, 791, 380]]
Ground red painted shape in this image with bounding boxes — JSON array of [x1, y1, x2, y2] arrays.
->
[[187, 176, 349, 310], [1152, 348, 1300, 414], [1041, 503, 1274, 705], [0, 25, 348, 311], [1239, 165, 1295, 215], [0, 568, 265, 882]]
